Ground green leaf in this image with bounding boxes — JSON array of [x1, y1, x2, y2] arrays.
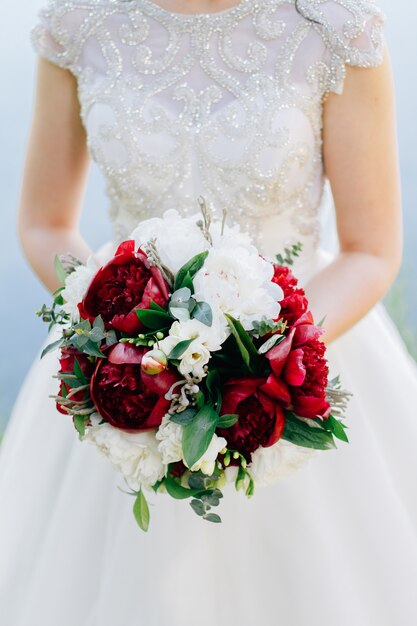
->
[[169, 408, 198, 425], [164, 472, 204, 500], [89, 327, 105, 343], [195, 391, 205, 410], [204, 513, 222, 523], [205, 370, 222, 411], [190, 499, 206, 516], [200, 488, 222, 506], [135, 309, 172, 330], [40, 338, 64, 359], [168, 338, 195, 360], [93, 315, 105, 331], [182, 405, 219, 468], [217, 413, 239, 428], [225, 314, 262, 374], [73, 358, 87, 384], [73, 415, 86, 439], [54, 255, 68, 286], [188, 472, 211, 490], [133, 490, 150, 532], [105, 330, 118, 347], [282, 412, 336, 450], [174, 251, 209, 291], [191, 301, 213, 327], [325, 414, 349, 443], [80, 340, 106, 359], [258, 334, 285, 355], [318, 315, 327, 328], [150, 300, 168, 313]]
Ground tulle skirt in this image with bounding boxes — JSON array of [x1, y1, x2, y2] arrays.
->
[[1, 247, 417, 626]]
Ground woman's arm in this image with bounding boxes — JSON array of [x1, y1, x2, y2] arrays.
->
[[304, 44, 403, 344], [18, 58, 92, 294]]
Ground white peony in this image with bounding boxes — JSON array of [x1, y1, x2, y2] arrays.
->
[[158, 318, 226, 378], [155, 414, 183, 466], [61, 256, 98, 323], [130, 209, 209, 274], [247, 439, 317, 486], [193, 246, 284, 331], [84, 423, 165, 491]]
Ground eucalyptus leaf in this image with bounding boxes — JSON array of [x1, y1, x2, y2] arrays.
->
[[105, 330, 118, 347], [93, 315, 105, 331], [169, 306, 191, 322], [89, 327, 105, 343], [188, 472, 210, 490], [190, 499, 206, 516], [191, 301, 213, 327], [80, 340, 106, 359], [40, 338, 64, 359], [170, 287, 192, 305], [182, 405, 219, 468], [133, 490, 150, 532], [204, 513, 221, 523]]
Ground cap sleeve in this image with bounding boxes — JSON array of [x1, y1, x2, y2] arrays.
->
[[30, 0, 79, 72], [297, 0, 387, 95]]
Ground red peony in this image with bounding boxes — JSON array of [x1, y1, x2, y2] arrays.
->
[[272, 264, 309, 326], [78, 240, 170, 335], [217, 377, 286, 462], [90, 343, 178, 431], [265, 319, 331, 420], [56, 347, 94, 415]]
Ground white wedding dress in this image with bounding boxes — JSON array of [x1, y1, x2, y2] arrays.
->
[[1, 1, 417, 624]]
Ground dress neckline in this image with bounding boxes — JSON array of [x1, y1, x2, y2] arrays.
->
[[138, 0, 250, 20]]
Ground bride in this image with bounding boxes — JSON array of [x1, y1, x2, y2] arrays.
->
[[1, 0, 417, 624]]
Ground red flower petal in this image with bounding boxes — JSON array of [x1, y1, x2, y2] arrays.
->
[[293, 323, 323, 347], [220, 378, 266, 415], [265, 329, 295, 377], [293, 395, 331, 419], [283, 348, 306, 386], [264, 404, 286, 447], [259, 373, 291, 406]]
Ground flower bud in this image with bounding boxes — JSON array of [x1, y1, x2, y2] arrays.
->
[[141, 349, 168, 375], [241, 458, 247, 469], [156, 332, 164, 340], [232, 451, 239, 459], [223, 451, 231, 467]]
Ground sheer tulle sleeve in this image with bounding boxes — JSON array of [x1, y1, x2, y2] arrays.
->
[[297, 0, 387, 95], [30, 0, 79, 71]]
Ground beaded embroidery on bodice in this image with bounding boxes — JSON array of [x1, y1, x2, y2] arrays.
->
[[31, 0, 385, 256]]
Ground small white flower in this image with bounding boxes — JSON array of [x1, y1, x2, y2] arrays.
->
[[186, 433, 228, 476], [84, 423, 165, 491], [61, 256, 98, 323], [193, 246, 283, 331], [156, 414, 183, 465], [158, 318, 225, 378], [130, 209, 209, 274]]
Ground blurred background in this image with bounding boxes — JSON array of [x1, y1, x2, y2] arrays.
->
[[0, 0, 416, 433]]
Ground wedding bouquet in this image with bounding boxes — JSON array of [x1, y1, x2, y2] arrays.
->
[[38, 201, 351, 530]]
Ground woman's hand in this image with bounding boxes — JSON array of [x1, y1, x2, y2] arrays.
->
[[304, 43, 402, 344], [18, 58, 92, 294]]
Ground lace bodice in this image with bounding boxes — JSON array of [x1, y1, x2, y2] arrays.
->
[[31, 0, 386, 259]]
